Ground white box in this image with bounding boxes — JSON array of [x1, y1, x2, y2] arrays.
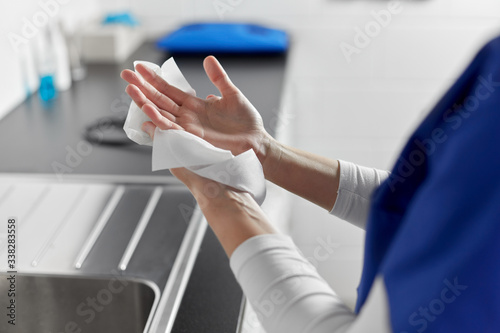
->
[[81, 22, 143, 63]]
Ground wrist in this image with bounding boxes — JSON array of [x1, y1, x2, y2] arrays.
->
[[196, 188, 253, 225], [196, 188, 275, 257], [253, 131, 282, 181]]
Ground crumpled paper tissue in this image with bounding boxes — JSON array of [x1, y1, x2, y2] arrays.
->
[[123, 58, 266, 205]]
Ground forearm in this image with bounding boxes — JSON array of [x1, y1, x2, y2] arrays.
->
[[230, 233, 392, 333], [259, 133, 340, 211]]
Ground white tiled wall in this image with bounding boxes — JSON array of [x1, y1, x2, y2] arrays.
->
[[282, 0, 500, 309]]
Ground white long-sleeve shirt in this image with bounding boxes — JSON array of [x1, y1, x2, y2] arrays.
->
[[230, 160, 391, 333], [231, 37, 500, 332]]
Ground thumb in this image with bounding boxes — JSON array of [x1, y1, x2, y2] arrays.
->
[[203, 56, 238, 97], [169, 167, 192, 186]]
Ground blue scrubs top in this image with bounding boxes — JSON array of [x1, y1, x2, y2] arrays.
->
[[357, 36, 500, 332]]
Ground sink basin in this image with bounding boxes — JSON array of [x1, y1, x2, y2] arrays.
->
[[0, 273, 159, 333], [0, 179, 206, 333]]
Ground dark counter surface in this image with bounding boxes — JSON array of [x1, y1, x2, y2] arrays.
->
[[0, 43, 285, 176], [0, 42, 286, 332]]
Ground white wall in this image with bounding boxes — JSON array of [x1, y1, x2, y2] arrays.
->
[[97, 0, 313, 37], [283, 0, 500, 309]]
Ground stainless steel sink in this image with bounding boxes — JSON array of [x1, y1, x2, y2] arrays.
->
[[0, 273, 159, 333], [0, 177, 208, 333]]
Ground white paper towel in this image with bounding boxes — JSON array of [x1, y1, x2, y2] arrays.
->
[[123, 58, 266, 205], [123, 58, 196, 146]]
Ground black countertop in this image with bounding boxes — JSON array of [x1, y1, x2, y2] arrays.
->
[[0, 43, 286, 176], [0, 42, 286, 332]]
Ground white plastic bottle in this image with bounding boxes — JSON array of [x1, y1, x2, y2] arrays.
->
[[49, 20, 72, 91], [36, 28, 58, 102]]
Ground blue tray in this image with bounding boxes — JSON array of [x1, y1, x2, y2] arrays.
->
[[156, 23, 289, 54]]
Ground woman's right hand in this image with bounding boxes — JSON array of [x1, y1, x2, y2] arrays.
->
[[120, 56, 274, 164]]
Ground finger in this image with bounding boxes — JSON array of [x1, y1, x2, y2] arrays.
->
[[142, 103, 183, 131], [170, 167, 215, 198], [120, 69, 138, 84], [170, 167, 203, 194], [121, 70, 150, 97], [203, 56, 239, 97], [123, 69, 182, 115], [136, 98, 177, 124], [169, 167, 192, 185], [125, 85, 183, 130], [122, 68, 151, 89], [125, 84, 150, 110], [156, 107, 177, 124], [126, 82, 180, 116], [135, 63, 190, 106]]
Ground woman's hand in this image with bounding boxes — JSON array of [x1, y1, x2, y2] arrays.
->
[[121, 55, 341, 212], [120, 56, 273, 163], [121, 57, 278, 256]]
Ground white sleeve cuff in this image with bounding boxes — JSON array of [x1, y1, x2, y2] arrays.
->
[[330, 160, 390, 229]]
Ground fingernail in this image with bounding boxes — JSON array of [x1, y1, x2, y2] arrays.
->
[[142, 123, 154, 137]]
